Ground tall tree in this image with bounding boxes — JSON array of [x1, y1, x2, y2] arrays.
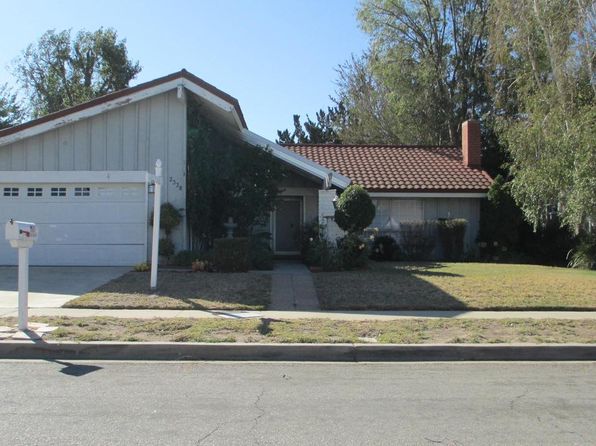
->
[[336, 0, 491, 145], [13, 28, 141, 117], [276, 104, 347, 144], [488, 0, 595, 230], [0, 84, 23, 129]]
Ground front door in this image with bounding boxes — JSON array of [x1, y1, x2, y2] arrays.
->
[[275, 197, 302, 254]]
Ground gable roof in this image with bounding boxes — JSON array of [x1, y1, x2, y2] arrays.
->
[[0, 69, 351, 189], [0, 69, 247, 146], [284, 144, 493, 193]]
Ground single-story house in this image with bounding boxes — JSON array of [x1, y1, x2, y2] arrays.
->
[[0, 69, 492, 266]]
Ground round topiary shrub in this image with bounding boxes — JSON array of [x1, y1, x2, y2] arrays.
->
[[334, 185, 376, 234], [150, 202, 182, 236]]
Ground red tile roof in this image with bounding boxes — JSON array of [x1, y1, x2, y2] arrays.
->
[[284, 144, 493, 193]]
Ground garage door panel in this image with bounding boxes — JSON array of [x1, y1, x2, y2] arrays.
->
[[0, 181, 148, 266], [1, 202, 146, 224], [27, 245, 146, 267], [40, 223, 146, 244]]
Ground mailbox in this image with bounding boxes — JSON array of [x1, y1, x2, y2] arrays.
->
[[5, 219, 38, 248]]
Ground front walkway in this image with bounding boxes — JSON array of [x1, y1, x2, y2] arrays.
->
[[267, 261, 320, 311]]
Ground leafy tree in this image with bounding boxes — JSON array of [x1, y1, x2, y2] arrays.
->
[[276, 104, 347, 144], [336, 0, 492, 145], [488, 0, 595, 230], [186, 100, 285, 249], [0, 84, 23, 129], [334, 185, 376, 233], [13, 28, 141, 117]]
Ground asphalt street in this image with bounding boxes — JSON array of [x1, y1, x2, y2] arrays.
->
[[0, 360, 594, 445]]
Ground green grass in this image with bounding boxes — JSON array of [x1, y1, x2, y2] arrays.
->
[[315, 262, 596, 311], [1, 316, 594, 344], [64, 271, 271, 311]]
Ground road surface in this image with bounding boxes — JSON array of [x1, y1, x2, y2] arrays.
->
[[0, 360, 594, 445]]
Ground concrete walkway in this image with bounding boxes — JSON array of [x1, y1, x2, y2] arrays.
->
[[0, 266, 130, 308], [1, 307, 595, 320], [267, 261, 320, 311]]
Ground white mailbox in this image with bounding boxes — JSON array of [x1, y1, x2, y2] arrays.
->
[[5, 219, 38, 248], [5, 219, 38, 331]]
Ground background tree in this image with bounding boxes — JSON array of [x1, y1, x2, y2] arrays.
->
[[488, 0, 595, 230], [336, 0, 491, 145], [13, 28, 141, 117], [276, 104, 347, 144], [0, 84, 23, 129]]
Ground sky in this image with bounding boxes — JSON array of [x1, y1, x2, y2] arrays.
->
[[0, 0, 369, 140]]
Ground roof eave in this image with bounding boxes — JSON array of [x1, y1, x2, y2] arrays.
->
[[0, 69, 247, 147]]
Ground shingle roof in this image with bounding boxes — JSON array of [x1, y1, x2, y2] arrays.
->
[[284, 144, 493, 193]]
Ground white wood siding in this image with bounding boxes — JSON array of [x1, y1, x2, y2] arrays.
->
[[0, 90, 187, 255]]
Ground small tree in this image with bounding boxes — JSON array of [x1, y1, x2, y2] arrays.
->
[[334, 185, 375, 234]]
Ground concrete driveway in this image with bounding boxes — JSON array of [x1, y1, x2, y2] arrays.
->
[[0, 267, 129, 311]]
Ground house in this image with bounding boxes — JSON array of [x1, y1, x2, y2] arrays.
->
[[0, 69, 492, 266]]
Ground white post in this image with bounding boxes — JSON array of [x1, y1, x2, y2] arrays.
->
[[18, 247, 29, 331], [150, 159, 163, 289]]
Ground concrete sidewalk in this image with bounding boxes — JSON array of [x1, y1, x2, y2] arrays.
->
[[1, 307, 595, 320]]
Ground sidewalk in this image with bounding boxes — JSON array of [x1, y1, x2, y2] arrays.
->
[[1, 307, 595, 320]]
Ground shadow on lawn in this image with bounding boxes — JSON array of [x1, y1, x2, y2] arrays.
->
[[318, 262, 470, 312]]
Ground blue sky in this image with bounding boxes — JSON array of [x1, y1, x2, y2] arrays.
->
[[0, 0, 369, 140]]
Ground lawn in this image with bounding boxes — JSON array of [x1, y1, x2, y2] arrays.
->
[[64, 271, 271, 310], [2, 316, 594, 344], [314, 262, 596, 311]]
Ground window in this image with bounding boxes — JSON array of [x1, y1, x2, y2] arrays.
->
[[74, 187, 90, 197], [27, 187, 43, 197], [3, 187, 19, 197], [51, 187, 67, 197], [369, 199, 424, 231]]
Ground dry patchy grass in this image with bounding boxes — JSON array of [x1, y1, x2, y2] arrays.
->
[[2, 316, 594, 344], [64, 271, 271, 311], [315, 262, 596, 311]]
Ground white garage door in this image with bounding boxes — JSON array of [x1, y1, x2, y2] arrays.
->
[[0, 182, 147, 266]]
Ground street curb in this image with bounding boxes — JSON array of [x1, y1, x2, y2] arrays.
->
[[1, 341, 595, 361]]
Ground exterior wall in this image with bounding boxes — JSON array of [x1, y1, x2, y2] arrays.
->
[[422, 197, 481, 250], [369, 197, 482, 253], [0, 90, 188, 255], [318, 189, 345, 241]]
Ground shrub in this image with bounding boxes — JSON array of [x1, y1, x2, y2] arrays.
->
[[250, 231, 274, 270], [213, 237, 250, 272], [370, 235, 400, 261], [134, 262, 150, 272], [567, 233, 596, 270], [437, 219, 467, 261], [170, 250, 207, 267], [150, 202, 182, 236], [338, 233, 369, 269], [400, 221, 436, 260], [158, 238, 175, 260], [334, 185, 375, 233]]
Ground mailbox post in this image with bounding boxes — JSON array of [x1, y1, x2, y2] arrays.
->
[[150, 159, 162, 289], [5, 219, 38, 331]]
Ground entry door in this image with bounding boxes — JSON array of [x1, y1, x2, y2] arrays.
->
[[275, 197, 302, 254]]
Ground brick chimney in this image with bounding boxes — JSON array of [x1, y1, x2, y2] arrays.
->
[[461, 119, 481, 168]]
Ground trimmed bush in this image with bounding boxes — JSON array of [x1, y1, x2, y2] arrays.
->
[[437, 219, 467, 261], [334, 185, 375, 233], [338, 233, 369, 269], [400, 221, 436, 260], [170, 250, 207, 267], [213, 237, 250, 272], [250, 231, 274, 270], [370, 235, 400, 261], [150, 202, 182, 236], [158, 237, 175, 259]]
